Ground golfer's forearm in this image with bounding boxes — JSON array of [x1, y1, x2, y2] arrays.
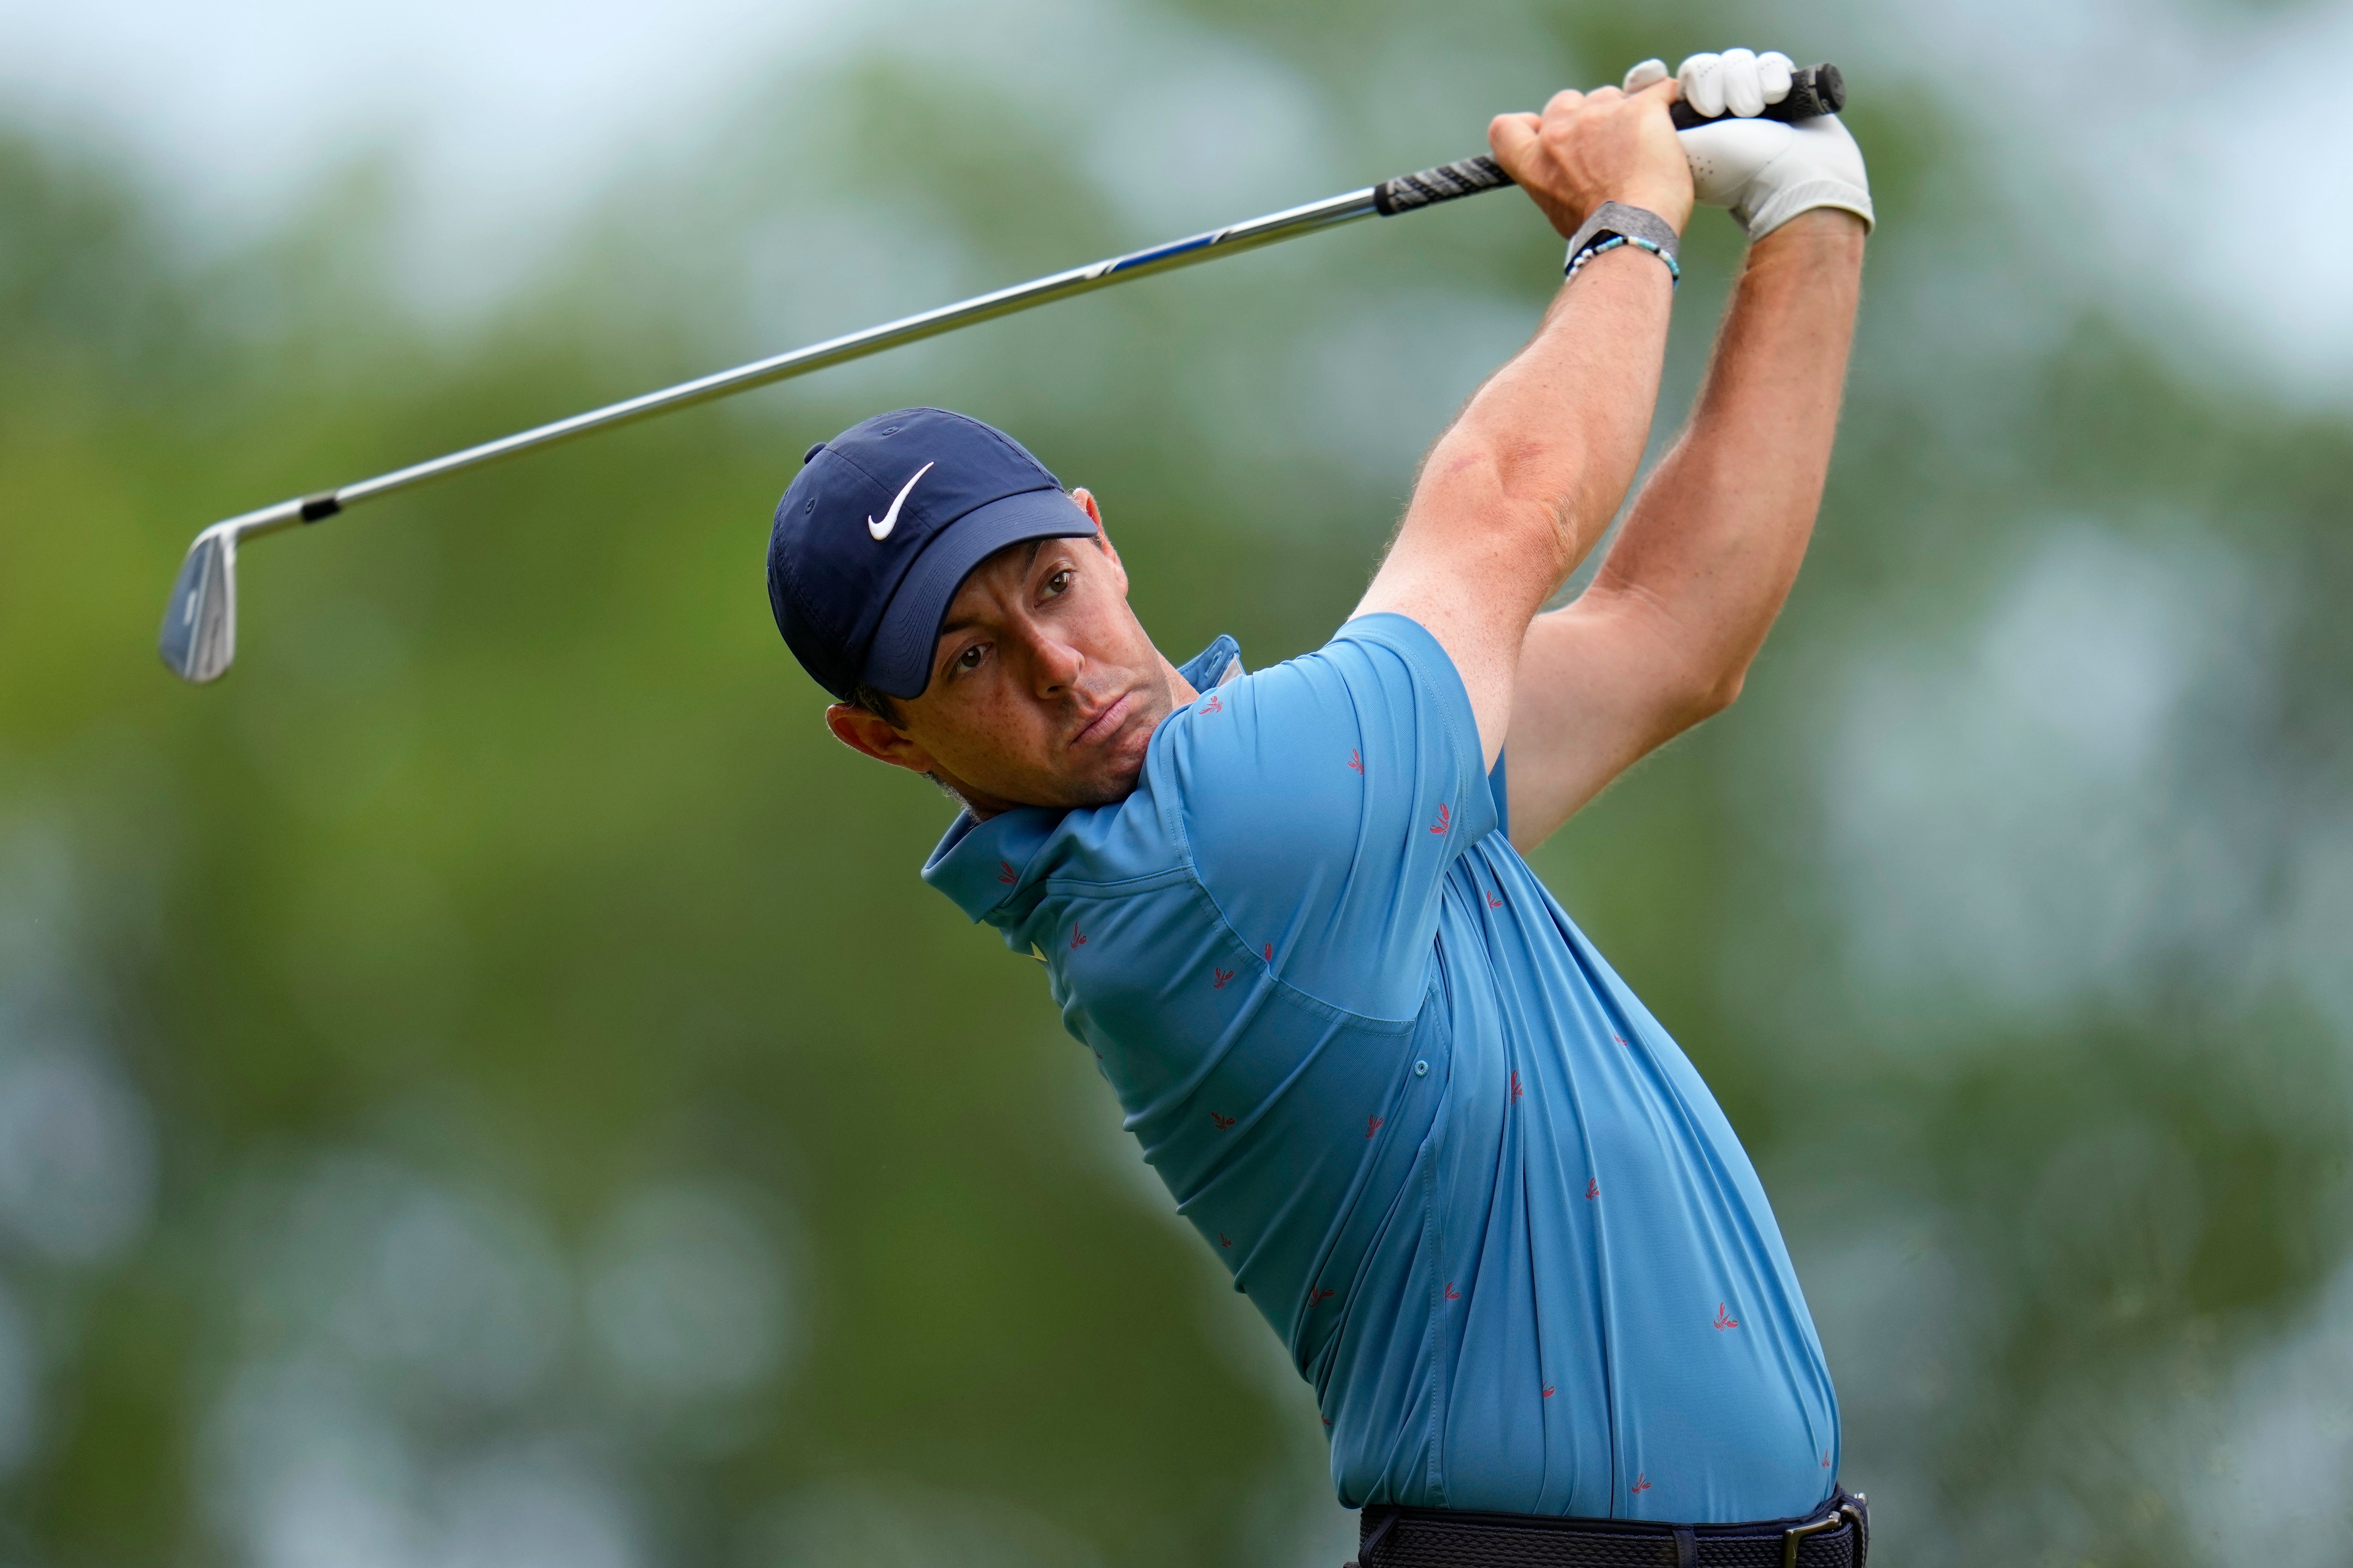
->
[[1362, 248, 1674, 752], [1437, 251, 1676, 594], [1588, 210, 1864, 705]]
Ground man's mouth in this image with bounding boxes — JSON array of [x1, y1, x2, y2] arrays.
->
[[1067, 690, 1136, 750]]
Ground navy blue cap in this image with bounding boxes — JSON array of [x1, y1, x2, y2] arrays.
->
[[766, 408, 1098, 702]]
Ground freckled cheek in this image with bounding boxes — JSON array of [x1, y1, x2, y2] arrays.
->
[[1064, 597, 1134, 654], [956, 693, 1062, 777]]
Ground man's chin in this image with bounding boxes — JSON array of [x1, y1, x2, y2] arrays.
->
[[1064, 750, 1149, 808], [1058, 686, 1167, 802], [951, 744, 1147, 816], [1014, 724, 1157, 811]]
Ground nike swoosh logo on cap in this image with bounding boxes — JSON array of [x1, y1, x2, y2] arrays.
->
[[868, 461, 934, 541]]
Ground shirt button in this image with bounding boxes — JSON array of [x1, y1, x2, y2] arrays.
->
[[1414, 1060, 1429, 1077]]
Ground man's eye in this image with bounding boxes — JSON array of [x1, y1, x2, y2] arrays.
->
[[1042, 569, 1072, 599], [955, 644, 986, 672]]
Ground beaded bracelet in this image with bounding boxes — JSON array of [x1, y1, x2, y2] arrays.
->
[[1565, 234, 1680, 288]]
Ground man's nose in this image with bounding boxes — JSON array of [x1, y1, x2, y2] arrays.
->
[[1024, 626, 1086, 694]]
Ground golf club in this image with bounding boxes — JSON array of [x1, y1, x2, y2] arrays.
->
[[157, 64, 1844, 684]]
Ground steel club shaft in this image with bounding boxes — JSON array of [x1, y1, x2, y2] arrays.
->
[[157, 63, 1843, 684]]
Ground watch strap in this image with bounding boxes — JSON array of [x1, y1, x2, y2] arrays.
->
[[1564, 201, 1680, 271]]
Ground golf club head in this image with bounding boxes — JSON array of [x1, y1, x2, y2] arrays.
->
[[159, 527, 236, 683]]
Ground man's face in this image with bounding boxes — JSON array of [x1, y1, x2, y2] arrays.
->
[[824, 490, 1193, 815]]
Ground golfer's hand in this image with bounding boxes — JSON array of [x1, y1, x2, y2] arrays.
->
[[1488, 77, 1693, 241], [1645, 48, 1875, 240]]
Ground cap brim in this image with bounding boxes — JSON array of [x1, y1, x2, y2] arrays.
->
[[861, 488, 1099, 700]]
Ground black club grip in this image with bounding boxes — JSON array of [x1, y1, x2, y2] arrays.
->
[[1669, 62, 1843, 130], [1370, 62, 1844, 217], [1372, 156, 1516, 216]]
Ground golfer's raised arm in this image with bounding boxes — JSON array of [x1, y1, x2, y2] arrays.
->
[[1355, 79, 1693, 766], [1503, 207, 1868, 846]]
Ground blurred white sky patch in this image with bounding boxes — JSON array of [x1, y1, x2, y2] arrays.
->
[[734, 196, 973, 393], [207, 1359, 643, 1568], [0, 827, 157, 1266], [0, 0, 854, 312], [438, 1440, 640, 1568], [2286, 820, 2353, 1041], [1062, 17, 1337, 234], [0, 1041, 156, 1265], [204, 1151, 791, 1566], [584, 1179, 793, 1413], [1823, 522, 2280, 1038], [207, 1358, 428, 1568], [2172, 1254, 2353, 1566], [226, 1153, 571, 1405], [1784, 1201, 1988, 1541], [1291, 291, 1534, 474], [1860, 0, 2353, 402], [0, 824, 158, 1482]]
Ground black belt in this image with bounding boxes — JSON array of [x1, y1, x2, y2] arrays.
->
[[1349, 1489, 1868, 1568]]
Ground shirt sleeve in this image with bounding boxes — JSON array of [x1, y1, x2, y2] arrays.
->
[[1155, 612, 1498, 1021]]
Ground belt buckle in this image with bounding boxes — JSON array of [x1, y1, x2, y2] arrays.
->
[[1780, 1509, 1841, 1568]]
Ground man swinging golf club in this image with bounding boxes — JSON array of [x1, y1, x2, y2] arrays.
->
[[766, 48, 1873, 1568]]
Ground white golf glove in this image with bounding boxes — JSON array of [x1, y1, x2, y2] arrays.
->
[[1623, 50, 1874, 240]]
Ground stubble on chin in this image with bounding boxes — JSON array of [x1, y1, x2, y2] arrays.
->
[[1063, 721, 1152, 806], [1066, 677, 1173, 807]]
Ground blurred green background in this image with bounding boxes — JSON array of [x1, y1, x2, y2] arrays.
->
[[3, 0, 2351, 1564]]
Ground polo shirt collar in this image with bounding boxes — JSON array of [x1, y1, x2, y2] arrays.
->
[[921, 635, 1241, 923]]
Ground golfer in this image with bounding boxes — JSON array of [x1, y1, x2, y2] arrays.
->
[[766, 49, 1872, 1568]]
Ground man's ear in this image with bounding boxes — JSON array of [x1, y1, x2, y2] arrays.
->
[[825, 703, 939, 776], [1069, 487, 1128, 583]]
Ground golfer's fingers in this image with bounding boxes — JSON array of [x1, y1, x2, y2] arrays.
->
[[1581, 84, 1626, 108], [1542, 87, 1588, 119], [1719, 48, 1765, 118], [1757, 50, 1794, 105], [1622, 57, 1668, 93], [1677, 52, 1725, 118], [1488, 111, 1543, 171], [1625, 70, 1678, 107]]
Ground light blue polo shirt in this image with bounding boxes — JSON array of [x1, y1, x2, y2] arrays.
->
[[923, 615, 1838, 1522]]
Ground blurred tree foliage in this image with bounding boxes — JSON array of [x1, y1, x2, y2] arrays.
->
[[1, 3, 2350, 1566]]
